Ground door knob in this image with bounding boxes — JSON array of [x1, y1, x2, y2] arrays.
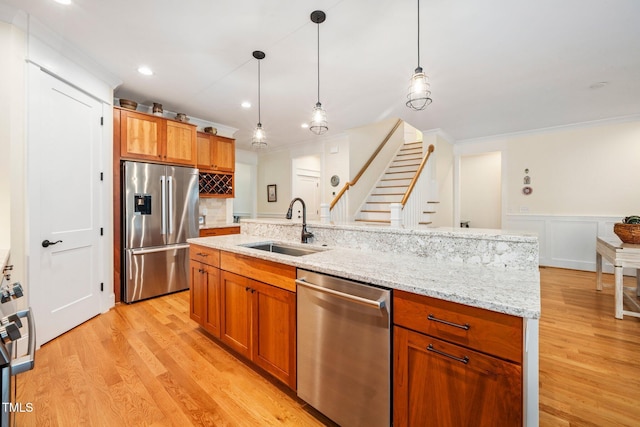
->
[[42, 239, 63, 248]]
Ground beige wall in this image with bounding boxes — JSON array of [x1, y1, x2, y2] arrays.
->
[[505, 120, 640, 216], [460, 152, 502, 228], [257, 150, 292, 217], [0, 22, 13, 245], [323, 135, 349, 205], [345, 118, 404, 218], [0, 23, 26, 280], [430, 133, 455, 227]]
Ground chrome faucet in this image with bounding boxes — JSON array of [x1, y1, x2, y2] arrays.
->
[[286, 197, 314, 243]]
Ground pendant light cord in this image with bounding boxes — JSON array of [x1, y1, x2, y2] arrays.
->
[[317, 23, 321, 103], [257, 59, 261, 124], [417, 0, 420, 68]]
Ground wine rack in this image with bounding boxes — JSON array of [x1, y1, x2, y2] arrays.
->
[[199, 172, 233, 198]]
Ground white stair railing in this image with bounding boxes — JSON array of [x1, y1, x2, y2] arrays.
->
[[399, 144, 435, 227]]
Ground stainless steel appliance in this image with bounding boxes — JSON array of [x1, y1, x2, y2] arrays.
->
[[0, 271, 35, 427], [296, 269, 391, 427], [123, 161, 199, 303]]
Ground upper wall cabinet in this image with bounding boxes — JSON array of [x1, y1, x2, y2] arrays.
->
[[197, 132, 235, 173], [117, 107, 197, 166]]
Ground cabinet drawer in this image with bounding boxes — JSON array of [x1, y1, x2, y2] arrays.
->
[[393, 290, 522, 363], [189, 245, 220, 267], [199, 226, 240, 237], [220, 251, 296, 292]]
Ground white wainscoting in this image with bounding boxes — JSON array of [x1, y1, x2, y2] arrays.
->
[[504, 214, 630, 274]]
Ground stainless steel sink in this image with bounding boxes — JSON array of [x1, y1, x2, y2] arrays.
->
[[241, 242, 326, 257]]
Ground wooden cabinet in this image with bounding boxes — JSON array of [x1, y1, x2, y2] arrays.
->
[[199, 226, 240, 237], [189, 246, 297, 390], [220, 271, 252, 358], [189, 246, 221, 338], [165, 120, 197, 165], [197, 132, 235, 172], [393, 290, 523, 427], [197, 132, 235, 198], [220, 271, 296, 389], [118, 108, 196, 166], [119, 110, 164, 161]]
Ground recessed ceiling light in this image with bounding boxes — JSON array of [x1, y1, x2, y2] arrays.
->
[[137, 66, 153, 76], [589, 81, 608, 90], [241, 101, 251, 109], [301, 123, 309, 129], [53, 0, 71, 5]]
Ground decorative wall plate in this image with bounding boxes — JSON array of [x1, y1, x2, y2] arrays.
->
[[330, 175, 340, 187], [522, 186, 532, 195]]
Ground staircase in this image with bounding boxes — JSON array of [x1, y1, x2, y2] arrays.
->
[[355, 141, 435, 224]]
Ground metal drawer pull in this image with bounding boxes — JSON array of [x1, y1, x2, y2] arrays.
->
[[295, 278, 386, 309], [427, 314, 470, 330], [197, 252, 209, 257], [427, 344, 469, 364]]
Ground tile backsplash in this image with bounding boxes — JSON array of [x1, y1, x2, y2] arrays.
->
[[199, 198, 227, 224]]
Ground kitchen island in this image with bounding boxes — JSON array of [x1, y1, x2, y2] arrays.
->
[[188, 220, 540, 426]]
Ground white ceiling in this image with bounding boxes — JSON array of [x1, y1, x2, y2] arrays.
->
[[2, 0, 640, 150]]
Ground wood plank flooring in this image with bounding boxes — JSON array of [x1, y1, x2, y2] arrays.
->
[[13, 267, 640, 426]]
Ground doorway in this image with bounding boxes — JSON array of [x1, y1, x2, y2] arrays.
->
[[459, 152, 502, 229], [27, 65, 105, 346], [292, 154, 321, 221]]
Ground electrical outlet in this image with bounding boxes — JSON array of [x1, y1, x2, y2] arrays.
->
[[519, 206, 529, 213]]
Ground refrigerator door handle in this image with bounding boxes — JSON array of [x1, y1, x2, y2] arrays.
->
[[168, 176, 174, 235], [160, 175, 166, 235], [129, 244, 190, 255]]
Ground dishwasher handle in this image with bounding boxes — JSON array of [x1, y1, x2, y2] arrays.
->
[[296, 278, 386, 309]]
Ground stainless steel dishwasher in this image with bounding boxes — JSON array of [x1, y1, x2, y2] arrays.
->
[[296, 269, 391, 427]]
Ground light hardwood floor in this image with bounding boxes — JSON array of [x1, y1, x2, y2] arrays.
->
[[13, 267, 640, 426]]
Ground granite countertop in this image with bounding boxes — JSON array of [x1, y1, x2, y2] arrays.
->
[[188, 235, 541, 319], [240, 218, 538, 243]]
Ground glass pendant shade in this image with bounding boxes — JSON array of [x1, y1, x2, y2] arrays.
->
[[406, 66, 432, 111], [309, 102, 328, 135], [406, 0, 432, 111], [252, 123, 267, 149]]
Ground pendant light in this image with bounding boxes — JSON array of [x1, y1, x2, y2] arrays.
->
[[252, 50, 267, 149], [309, 10, 328, 135], [406, 0, 432, 110]]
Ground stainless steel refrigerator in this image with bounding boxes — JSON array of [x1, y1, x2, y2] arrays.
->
[[122, 161, 199, 303]]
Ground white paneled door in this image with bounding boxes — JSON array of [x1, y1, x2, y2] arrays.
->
[[28, 66, 103, 346]]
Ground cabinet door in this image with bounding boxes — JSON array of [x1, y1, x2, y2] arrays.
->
[[211, 136, 235, 172], [166, 120, 197, 165], [220, 271, 252, 358], [251, 279, 296, 389], [196, 132, 213, 170], [202, 265, 221, 338], [190, 260, 206, 325], [394, 326, 522, 427], [120, 110, 164, 161]]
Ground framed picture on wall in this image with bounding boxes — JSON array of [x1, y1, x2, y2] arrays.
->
[[267, 184, 277, 202]]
